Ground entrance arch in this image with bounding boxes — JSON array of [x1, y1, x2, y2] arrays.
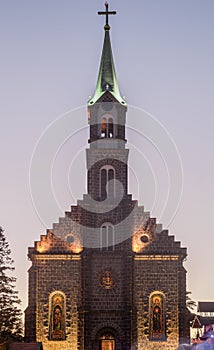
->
[[92, 324, 124, 350]]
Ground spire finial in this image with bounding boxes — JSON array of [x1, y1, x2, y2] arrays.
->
[[98, 2, 116, 30]]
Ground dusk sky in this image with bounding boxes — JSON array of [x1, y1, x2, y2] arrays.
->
[[0, 0, 214, 316]]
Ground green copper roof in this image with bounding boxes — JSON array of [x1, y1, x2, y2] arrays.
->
[[88, 27, 126, 106]]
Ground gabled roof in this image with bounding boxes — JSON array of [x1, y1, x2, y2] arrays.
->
[[192, 315, 202, 328], [88, 26, 126, 106], [198, 302, 214, 313], [192, 315, 214, 328]]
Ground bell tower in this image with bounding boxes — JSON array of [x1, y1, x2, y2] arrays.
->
[[81, 5, 134, 349], [87, 3, 128, 203]]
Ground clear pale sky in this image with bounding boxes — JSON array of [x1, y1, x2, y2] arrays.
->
[[0, 0, 214, 316]]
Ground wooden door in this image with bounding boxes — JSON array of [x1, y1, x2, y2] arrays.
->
[[101, 339, 115, 350]]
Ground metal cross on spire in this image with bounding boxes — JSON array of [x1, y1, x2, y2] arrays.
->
[[98, 1, 116, 28]]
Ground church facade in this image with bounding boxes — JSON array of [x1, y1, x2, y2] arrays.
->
[[25, 4, 189, 350]]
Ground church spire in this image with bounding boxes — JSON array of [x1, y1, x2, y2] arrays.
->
[[88, 2, 126, 106]]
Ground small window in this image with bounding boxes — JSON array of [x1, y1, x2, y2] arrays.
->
[[100, 223, 115, 251], [100, 166, 115, 199], [66, 234, 74, 244], [101, 168, 108, 199], [140, 234, 149, 243]]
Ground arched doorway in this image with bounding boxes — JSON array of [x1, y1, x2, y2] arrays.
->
[[100, 333, 115, 350]]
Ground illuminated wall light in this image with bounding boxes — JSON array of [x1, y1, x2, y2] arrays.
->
[[132, 230, 150, 253], [72, 244, 83, 254], [66, 233, 83, 254], [36, 240, 50, 253], [132, 240, 141, 253]]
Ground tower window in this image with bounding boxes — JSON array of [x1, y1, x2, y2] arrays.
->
[[101, 116, 115, 138], [100, 223, 115, 251], [100, 166, 115, 199]]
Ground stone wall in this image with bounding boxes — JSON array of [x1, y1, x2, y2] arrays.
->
[[133, 257, 180, 350], [26, 252, 83, 350]]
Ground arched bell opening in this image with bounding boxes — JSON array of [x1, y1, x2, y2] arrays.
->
[[101, 116, 115, 138]]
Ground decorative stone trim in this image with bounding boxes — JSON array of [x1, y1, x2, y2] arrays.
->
[[31, 254, 81, 261], [134, 255, 179, 261]]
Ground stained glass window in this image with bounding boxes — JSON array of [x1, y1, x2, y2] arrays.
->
[[149, 293, 166, 341], [49, 292, 66, 340]]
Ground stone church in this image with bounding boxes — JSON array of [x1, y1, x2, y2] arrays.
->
[[25, 3, 189, 350]]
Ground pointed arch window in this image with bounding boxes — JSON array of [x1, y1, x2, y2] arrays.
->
[[149, 292, 166, 341], [101, 116, 115, 138], [100, 166, 115, 199], [49, 292, 66, 340], [100, 223, 115, 251]]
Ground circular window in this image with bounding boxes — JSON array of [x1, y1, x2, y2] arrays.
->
[[140, 235, 149, 243], [66, 235, 74, 244]]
